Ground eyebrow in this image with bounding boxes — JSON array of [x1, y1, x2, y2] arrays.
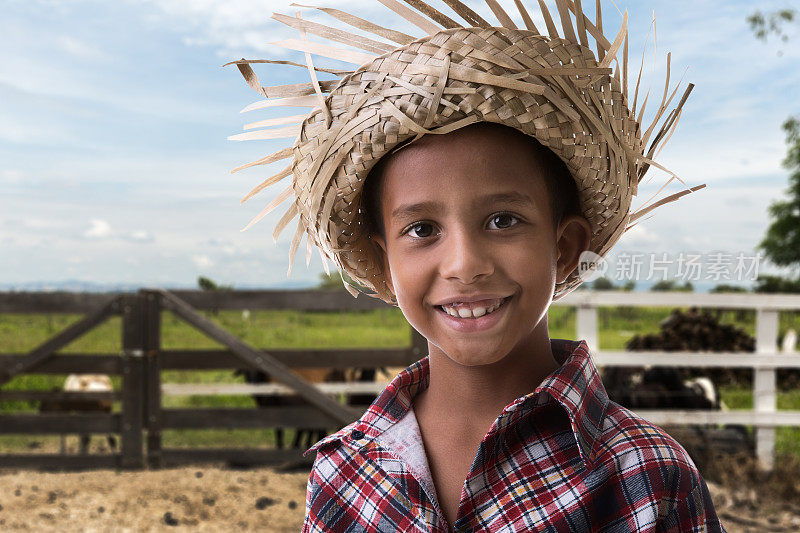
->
[[390, 191, 535, 221]]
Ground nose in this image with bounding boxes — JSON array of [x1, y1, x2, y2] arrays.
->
[[438, 226, 494, 284]]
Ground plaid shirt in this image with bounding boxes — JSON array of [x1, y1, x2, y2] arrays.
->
[[302, 339, 725, 532]]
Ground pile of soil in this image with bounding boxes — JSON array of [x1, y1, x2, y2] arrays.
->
[[622, 307, 759, 389], [626, 307, 755, 352]]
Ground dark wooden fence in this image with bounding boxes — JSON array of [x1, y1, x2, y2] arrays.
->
[[0, 289, 426, 470]]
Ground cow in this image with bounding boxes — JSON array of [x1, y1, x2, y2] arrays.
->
[[235, 367, 380, 450], [782, 329, 797, 353], [604, 366, 721, 410], [38, 374, 117, 455]]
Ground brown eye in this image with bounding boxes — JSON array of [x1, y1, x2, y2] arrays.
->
[[489, 213, 519, 230], [406, 222, 436, 238]]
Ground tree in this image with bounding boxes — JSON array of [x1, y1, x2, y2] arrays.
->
[[710, 283, 748, 293], [754, 274, 800, 294], [197, 276, 233, 291], [747, 9, 796, 51], [749, 8, 800, 287], [316, 271, 359, 289], [650, 280, 693, 292], [590, 278, 635, 291], [317, 272, 344, 289], [196, 276, 232, 316], [755, 117, 800, 278], [591, 277, 616, 290]]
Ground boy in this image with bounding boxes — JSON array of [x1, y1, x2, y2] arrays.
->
[[301, 123, 722, 532], [227, 0, 723, 530]]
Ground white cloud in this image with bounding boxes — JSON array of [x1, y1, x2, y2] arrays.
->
[[203, 238, 253, 255], [206, 237, 234, 247], [127, 229, 155, 242], [57, 36, 110, 62], [681, 234, 715, 248], [134, 0, 411, 58], [1, 0, 796, 290], [0, 113, 66, 145], [84, 219, 112, 239], [136, 0, 302, 55], [22, 217, 61, 230], [0, 169, 24, 184], [619, 224, 660, 247], [192, 254, 214, 269]]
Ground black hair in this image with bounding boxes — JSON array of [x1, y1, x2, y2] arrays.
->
[[361, 123, 584, 239]]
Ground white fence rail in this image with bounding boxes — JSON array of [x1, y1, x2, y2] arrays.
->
[[556, 290, 800, 470], [162, 382, 386, 396], [160, 291, 800, 470]]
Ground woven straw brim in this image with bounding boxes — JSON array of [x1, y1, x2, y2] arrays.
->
[[228, 0, 703, 305]]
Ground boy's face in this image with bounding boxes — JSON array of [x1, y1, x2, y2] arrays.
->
[[370, 124, 591, 367]]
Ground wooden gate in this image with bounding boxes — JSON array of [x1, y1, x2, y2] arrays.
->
[[0, 294, 145, 469], [0, 289, 425, 470]]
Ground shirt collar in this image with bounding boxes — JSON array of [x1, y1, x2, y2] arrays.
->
[[305, 338, 610, 467]]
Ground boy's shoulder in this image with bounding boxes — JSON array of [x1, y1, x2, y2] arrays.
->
[[598, 399, 698, 466], [581, 401, 725, 531], [591, 398, 706, 495]]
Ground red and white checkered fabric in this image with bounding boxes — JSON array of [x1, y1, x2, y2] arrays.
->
[[302, 339, 725, 532]]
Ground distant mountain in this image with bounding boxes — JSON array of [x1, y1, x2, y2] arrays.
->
[[0, 279, 318, 293], [0, 280, 148, 293], [0, 279, 757, 294]]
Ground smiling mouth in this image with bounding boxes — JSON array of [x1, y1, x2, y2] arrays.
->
[[436, 295, 513, 319]]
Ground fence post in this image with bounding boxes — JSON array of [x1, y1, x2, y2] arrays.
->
[[121, 295, 145, 469], [142, 290, 163, 469], [576, 304, 599, 353], [755, 308, 779, 470]]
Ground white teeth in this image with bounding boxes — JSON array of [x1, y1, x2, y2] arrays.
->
[[441, 299, 505, 319]]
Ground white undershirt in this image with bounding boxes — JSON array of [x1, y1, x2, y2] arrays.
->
[[377, 405, 445, 518]]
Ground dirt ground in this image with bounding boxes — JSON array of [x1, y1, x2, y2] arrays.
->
[[1, 465, 799, 532], [705, 481, 800, 532], [0, 465, 309, 532]]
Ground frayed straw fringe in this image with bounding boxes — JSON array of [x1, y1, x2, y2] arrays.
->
[[227, 0, 702, 302]]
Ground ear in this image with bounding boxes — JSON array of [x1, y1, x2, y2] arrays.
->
[[370, 234, 394, 294], [555, 215, 592, 284]]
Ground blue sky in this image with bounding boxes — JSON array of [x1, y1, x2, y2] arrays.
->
[[1, 0, 798, 290]]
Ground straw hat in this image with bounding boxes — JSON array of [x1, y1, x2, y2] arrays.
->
[[227, 0, 704, 305]]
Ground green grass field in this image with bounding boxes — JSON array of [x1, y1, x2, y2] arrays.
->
[[1, 305, 799, 455]]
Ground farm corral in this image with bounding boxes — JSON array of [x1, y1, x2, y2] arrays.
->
[[3, 291, 800, 530]]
